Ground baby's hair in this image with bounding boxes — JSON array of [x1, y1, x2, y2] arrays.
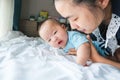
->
[[37, 18, 61, 36]]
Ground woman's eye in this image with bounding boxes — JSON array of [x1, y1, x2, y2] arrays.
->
[[73, 17, 78, 21], [68, 17, 77, 22]]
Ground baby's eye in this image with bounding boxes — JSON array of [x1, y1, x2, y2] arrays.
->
[[54, 31, 57, 35], [48, 39, 51, 42]]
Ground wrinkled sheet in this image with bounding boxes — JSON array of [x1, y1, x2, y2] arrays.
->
[[0, 31, 120, 80]]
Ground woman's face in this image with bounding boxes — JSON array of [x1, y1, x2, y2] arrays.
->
[[55, 0, 104, 34]]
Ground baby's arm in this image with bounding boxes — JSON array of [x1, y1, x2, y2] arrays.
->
[[68, 48, 76, 55], [76, 42, 91, 66]]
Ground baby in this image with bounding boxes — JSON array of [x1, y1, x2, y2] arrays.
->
[[38, 18, 106, 66]]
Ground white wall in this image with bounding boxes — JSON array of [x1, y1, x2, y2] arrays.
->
[[21, 0, 60, 19], [0, 0, 14, 39]]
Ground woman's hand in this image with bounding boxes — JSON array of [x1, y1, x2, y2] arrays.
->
[[87, 35, 120, 69], [86, 35, 102, 62], [114, 48, 120, 62]]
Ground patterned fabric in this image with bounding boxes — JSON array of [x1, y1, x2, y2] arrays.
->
[[92, 14, 120, 56], [105, 14, 120, 55]]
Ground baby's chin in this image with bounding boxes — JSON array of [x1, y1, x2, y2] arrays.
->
[[59, 47, 63, 49], [53, 46, 61, 49], [55, 46, 63, 49]]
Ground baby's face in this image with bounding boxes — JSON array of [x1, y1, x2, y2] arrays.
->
[[40, 20, 68, 48]]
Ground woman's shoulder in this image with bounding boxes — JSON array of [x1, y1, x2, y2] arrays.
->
[[108, 13, 120, 45], [111, 0, 120, 16]]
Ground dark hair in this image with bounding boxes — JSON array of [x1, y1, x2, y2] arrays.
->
[[73, 0, 96, 4], [37, 18, 61, 35], [53, 0, 97, 7]]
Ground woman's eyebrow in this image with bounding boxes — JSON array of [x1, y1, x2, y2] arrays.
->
[[66, 15, 72, 20], [66, 16, 70, 19]]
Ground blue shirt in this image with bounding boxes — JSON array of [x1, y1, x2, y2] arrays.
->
[[63, 31, 88, 53], [63, 31, 106, 57]]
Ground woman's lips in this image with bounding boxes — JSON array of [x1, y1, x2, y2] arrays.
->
[[80, 29, 86, 33]]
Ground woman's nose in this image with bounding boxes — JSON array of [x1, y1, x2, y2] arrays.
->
[[70, 23, 79, 30], [69, 20, 78, 29]]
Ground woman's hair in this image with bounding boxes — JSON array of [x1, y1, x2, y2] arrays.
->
[[53, 0, 112, 24], [53, 0, 101, 16], [53, 0, 97, 7], [72, 0, 96, 5]]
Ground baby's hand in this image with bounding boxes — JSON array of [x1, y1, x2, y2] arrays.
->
[[68, 48, 77, 55]]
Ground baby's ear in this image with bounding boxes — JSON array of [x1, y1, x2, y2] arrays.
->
[[61, 24, 67, 31]]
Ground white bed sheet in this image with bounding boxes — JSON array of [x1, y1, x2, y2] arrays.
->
[[0, 31, 120, 80]]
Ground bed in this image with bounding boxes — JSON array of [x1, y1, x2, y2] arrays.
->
[[0, 31, 120, 80]]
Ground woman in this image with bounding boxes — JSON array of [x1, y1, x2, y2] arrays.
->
[[53, 0, 120, 68]]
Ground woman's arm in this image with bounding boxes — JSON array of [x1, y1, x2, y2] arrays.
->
[[86, 35, 120, 69], [114, 48, 120, 62], [90, 41, 120, 69]]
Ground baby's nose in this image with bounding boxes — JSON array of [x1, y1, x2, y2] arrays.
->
[[52, 36, 57, 42]]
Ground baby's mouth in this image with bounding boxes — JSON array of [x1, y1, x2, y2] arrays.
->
[[58, 40, 62, 44]]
